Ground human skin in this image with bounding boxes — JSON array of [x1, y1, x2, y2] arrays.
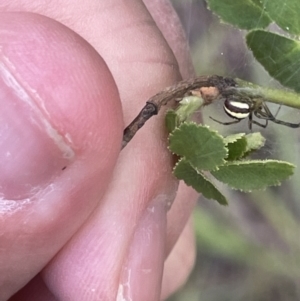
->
[[0, 1, 198, 300]]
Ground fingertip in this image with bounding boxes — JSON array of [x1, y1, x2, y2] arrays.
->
[[0, 11, 123, 160], [0, 12, 123, 298]]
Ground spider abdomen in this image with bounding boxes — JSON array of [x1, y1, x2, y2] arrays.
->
[[224, 99, 250, 120]]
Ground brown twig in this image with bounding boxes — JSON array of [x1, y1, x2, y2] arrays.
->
[[122, 75, 237, 149]]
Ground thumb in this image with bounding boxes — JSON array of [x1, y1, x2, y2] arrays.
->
[[0, 12, 122, 299]]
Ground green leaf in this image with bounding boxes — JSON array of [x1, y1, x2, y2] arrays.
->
[[165, 110, 178, 133], [224, 133, 245, 145], [176, 96, 204, 123], [224, 133, 247, 160], [251, 0, 265, 8], [165, 96, 205, 133], [246, 30, 300, 92], [174, 159, 228, 205], [263, 0, 300, 35], [168, 123, 227, 171], [211, 160, 295, 192], [225, 133, 265, 160], [243, 132, 266, 157], [206, 0, 271, 30]]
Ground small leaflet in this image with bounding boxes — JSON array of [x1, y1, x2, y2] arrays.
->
[[174, 159, 228, 205], [224, 133, 248, 161], [211, 160, 295, 192], [169, 123, 227, 171]]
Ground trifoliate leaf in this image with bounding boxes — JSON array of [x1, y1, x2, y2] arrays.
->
[[211, 160, 295, 192], [169, 123, 227, 171], [224, 133, 247, 160], [174, 159, 228, 205], [206, 0, 271, 30], [246, 30, 300, 92], [263, 0, 300, 35]]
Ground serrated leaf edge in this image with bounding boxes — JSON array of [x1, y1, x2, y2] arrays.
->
[[223, 159, 295, 167], [173, 159, 228, 205], [212, 159, 295, 192], [168, 122, 228, 171], [224, 133, 246, 145]]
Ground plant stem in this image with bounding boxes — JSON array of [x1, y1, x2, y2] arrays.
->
[[122, 76, 300, 149], [235, 79, 300, 109], [122, 75, 236, 149]]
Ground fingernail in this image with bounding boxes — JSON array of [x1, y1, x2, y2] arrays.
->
[[0, 60, 74, 200], [117, 200, 167, 301]]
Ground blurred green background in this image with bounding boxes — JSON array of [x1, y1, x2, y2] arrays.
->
[[168, 1, 300, 300]]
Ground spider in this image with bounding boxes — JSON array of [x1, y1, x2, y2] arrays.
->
[[210, 96, 300, 129]]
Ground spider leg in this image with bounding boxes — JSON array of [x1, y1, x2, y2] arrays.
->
[[249, 111, 268, 129], [274, 104, 282, 118], [209, 116, 241, 125], [250, 119, 268, 128], [259, 102, 300, 128], [248, 112, 252, 130], [269, 119, 300, 128]]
